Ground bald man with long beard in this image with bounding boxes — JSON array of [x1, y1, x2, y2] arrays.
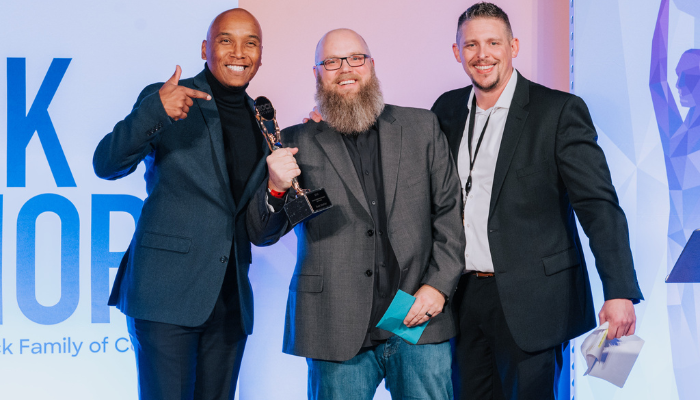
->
[[247, 29, 465, 399], [93, 8, 266, 400]]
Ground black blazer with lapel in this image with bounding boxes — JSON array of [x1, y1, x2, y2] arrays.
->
[[93, 69, 269, 333], [431, 73, 643, 352]]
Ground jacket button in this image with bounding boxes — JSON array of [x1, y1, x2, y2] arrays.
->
[[220, 256, 228, 263], [365, 269, 373, 277], [367, 229, 374, 237]]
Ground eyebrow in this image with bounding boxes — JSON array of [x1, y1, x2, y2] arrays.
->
[[464, 37, 501, 44], [323, 52, 366, 59], [217, 32, 261, 41]]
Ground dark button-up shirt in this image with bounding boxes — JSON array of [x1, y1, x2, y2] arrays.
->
[[343, 126, 401, 347]]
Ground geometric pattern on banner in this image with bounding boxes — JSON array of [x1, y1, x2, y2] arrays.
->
[[652, 0, 700, 399], [573, 0, 694, 398]]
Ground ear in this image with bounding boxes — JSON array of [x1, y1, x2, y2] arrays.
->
[[370, 58, 375, 67], [452, 43, 462, 63], [313, 66, 318, 79], [510, 38, 520, 59], [201, 40, 207, 60]]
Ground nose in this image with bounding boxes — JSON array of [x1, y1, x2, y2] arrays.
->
[[477, 45, 488, 60], [231, 43, 244, 58], [338, 58, 353, 72]]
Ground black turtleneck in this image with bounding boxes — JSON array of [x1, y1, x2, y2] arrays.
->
[[205, 64, 263, 311], [204, 64, 263, 206]]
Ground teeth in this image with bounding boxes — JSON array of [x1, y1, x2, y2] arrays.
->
[[339, 80, 356, 85], [475, 65, 494, 70], [227, 65, 245, 72]]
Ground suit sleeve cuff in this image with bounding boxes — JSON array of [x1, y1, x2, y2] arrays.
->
[[265, 191, 286, 213]]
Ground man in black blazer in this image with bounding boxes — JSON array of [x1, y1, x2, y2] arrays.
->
[[431, 3, 644, 399], [93, 8, 266, 400]]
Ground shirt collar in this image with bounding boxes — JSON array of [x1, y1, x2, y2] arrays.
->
[[466, 68, 519, 113]]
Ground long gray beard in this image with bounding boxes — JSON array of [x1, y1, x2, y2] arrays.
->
[[315, 71, 385, 135]]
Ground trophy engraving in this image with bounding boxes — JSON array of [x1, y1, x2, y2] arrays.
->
[[254, 96, 333, 225]]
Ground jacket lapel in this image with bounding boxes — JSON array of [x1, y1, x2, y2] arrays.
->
[[489, 74, 530, 216], [377, 108, 401, 219], [193, 71, 236, 211], [314, 123, 371, 215], [450, 88, 472, 163], [237, 96, 271, 214]]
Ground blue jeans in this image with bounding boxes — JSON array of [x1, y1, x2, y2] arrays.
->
[[307, 336, 452, 400]]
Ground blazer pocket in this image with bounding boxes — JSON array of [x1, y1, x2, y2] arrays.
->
[[289, 274, 323, 293], [140, 231, 192, 254], [542, 247, 580, 276]]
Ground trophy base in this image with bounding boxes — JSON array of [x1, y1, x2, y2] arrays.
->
[[284, 188, 333, 225]]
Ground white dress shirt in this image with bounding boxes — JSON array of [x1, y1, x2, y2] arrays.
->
[[458, 69, 518, 273]]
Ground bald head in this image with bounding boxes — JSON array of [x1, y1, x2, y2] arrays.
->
[[201, 7, 263, 88], [315, 29, 370, 65], [207, 8, 262, 43], [313, 28, 382, 134]]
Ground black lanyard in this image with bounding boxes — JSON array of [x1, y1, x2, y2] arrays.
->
[[465, 95, 491, 197]]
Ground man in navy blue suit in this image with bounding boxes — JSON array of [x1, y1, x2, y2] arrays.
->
[[93, 8, 267, 400]]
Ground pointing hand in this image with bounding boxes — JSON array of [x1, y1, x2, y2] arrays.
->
[[158, 65, 211, 120]]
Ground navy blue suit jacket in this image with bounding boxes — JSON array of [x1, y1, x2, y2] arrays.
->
[[93, 69, 268, 333]]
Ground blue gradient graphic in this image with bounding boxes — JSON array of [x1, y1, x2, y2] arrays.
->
[[16, 194, 80, 325], [90, 195, 143, 324], [6, 58, 75, 187], [572, 0, 694, 398]]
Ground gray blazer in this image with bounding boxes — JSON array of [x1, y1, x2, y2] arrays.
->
[[247, 105, 465, 361], [93, 69, 269, 333]]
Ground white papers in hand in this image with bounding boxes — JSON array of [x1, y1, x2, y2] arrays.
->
[[579, 321, 644, 388]]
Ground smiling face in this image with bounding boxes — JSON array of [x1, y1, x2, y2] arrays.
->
[[453, 17, 519, 96], [201, 9, 263, 88], [313, 29, 374, 98]]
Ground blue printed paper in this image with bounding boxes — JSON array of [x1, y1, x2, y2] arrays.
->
[[375, 289, 429, 344]]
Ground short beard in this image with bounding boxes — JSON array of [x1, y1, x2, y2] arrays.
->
[[472, 75, 499, 92], [315, 69, 385, 135]]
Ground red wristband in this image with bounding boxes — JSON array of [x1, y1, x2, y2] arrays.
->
[[268, 187, 286, 198]]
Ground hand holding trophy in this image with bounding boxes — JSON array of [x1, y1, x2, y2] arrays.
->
[[254, 96, 333, 225]]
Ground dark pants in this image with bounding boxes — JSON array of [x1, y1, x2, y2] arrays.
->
[[127, 281, 247, 400], [452, 273, 566, 400]]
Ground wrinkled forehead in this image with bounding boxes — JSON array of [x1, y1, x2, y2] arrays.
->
[[316, 29, 370, 62]]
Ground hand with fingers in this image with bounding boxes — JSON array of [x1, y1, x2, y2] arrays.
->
[[266, 147, 301, 193], [302, 106, 322, 124], [403, 284, 446, 328], [158, 65, 212, 121], [599, 298, 636, 340]]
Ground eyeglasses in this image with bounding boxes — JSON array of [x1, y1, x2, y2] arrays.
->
[[315, 54, 370, 71]]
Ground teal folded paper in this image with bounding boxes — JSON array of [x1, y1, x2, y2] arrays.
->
[[376, 289, 429, 344]]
